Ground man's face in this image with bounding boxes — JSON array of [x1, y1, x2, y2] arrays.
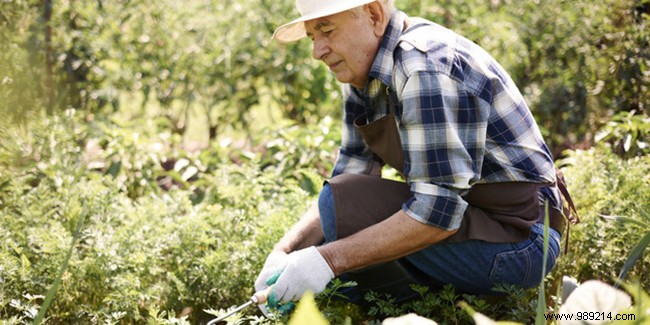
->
[[305, 7, 382, 89]]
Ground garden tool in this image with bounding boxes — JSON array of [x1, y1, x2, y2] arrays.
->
[[206, 287, 272, 325]]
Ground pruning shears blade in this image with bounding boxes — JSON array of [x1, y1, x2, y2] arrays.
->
[[207, 300, 253, 325], [206, 287, 271, 324]]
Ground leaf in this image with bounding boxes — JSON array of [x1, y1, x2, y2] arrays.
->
[[639, 209, 650, 223], [288, 292, 329, 325], [594, 129, 611, 143], [106, 160, 122, 177], [298, 169, 322, 195], [623, 134, 632, 152], [558, 280, 632, 325], [180, 165, 198, 181], [617, 231, 650, 282], [382, 313, 439, 325], [535, 204, 550, 325], [164, 170, 190, 188], [599, 214, 650, 229], [617, 281, 650, 323], [561, 276, 580, 303], [33, 205, 88, 325], [458, 301, 523, 325], [174, 158, 190, 172], [0, 179, 10, 191]]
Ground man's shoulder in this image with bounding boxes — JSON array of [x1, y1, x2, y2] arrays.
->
[[392, 18, 512, 97], [398, 19, 456, 53], [392, 19, 458, 76]]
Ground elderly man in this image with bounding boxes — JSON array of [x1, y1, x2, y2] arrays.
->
[[255, 0, 576, 309]]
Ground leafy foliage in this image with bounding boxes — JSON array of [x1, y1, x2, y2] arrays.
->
[[556, 146, 650, 288], [460, 280, 650, 324], [595, 110, 650, 159], [358, 283, 542, 324], [2, 0, 648, 151], [0, 0, 341, 138], [0, 113, 312, 324], [1, 0, 649, 324]]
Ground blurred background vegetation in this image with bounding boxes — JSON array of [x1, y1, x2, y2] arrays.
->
[[1, 0, 649, 324], [2, 0, 647, 155], [0, 0, 339, 144]]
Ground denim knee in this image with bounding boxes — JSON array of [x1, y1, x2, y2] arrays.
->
[[318, 183, 337, 242]]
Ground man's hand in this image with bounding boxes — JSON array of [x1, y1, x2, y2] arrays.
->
[[269, 246, 334, 303], [255, 251, 289, 315], [255, 251, 289, 292]]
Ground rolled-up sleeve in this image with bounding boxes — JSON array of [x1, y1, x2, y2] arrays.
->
[[403, 183, 468, 230], [395, 67, 490, 230]]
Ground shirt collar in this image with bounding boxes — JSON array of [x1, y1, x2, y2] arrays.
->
[[367, 10, 408, 88]]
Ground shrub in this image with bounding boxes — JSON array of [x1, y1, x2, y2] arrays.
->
[[0, 113, 313, 324], [556, 145, 650, 289]]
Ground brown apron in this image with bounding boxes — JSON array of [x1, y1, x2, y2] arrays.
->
[[329, 90, 576, 244]]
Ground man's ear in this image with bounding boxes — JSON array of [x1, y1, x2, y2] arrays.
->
[[366, 1, 387, 38]]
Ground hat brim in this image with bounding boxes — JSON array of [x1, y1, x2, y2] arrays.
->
[[272, 0, 377, 43]]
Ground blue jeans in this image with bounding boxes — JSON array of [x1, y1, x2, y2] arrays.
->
[[318, 183, 561, 299]]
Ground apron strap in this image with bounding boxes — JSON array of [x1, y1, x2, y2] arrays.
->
[[556, 168, 580, 224], [555, 167, 580, 254]]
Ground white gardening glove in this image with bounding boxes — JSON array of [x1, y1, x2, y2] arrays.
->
[[269, 246, 334, 303], [254, 250, 289, 315]]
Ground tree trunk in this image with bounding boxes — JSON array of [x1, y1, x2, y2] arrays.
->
[[43, 0, 54, 114]]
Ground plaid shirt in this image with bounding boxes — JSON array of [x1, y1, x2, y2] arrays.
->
[[331, 11, 560, 231]]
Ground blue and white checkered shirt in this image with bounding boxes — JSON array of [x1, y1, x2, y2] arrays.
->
[[331, 11, 560, 231]]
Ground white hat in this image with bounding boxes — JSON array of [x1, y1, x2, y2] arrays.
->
[[273, 0, 377, 43]]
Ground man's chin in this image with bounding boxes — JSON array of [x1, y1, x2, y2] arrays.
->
[[333, 73, 349, 84], [334, 74, 362, 88]]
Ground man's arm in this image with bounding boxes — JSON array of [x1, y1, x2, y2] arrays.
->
[[263, 204, 457, 305], [272, 201, 324, 254], [254, 200, 325, 308], [317, 209, 457, 276]]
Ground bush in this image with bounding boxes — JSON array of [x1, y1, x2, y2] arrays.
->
[[2, 110, 649, 324], [0, 113, 313, 324], [556, 145, 650, 288]]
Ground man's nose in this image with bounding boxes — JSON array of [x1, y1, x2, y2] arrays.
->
[[312, 38, 329, 61]]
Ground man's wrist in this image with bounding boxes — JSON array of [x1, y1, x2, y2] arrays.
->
[[272, 244, 292, 254], [273, 235, 300, 254], [317, 245, 341, 276]]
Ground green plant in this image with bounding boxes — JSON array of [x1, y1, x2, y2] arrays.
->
[[363, 284, 525, 324], [599, 210, 650, 283], [533, 205, 552, 325], [557, 146, 650, 288], [458, 301, 522, 325], [32, 201, 88, 325], [510, 0, 649, 155], [595, 110, 650, 159], [461, 280, 650, 324], [0, 113, 316, 324], [255, 116, 340, 183]]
